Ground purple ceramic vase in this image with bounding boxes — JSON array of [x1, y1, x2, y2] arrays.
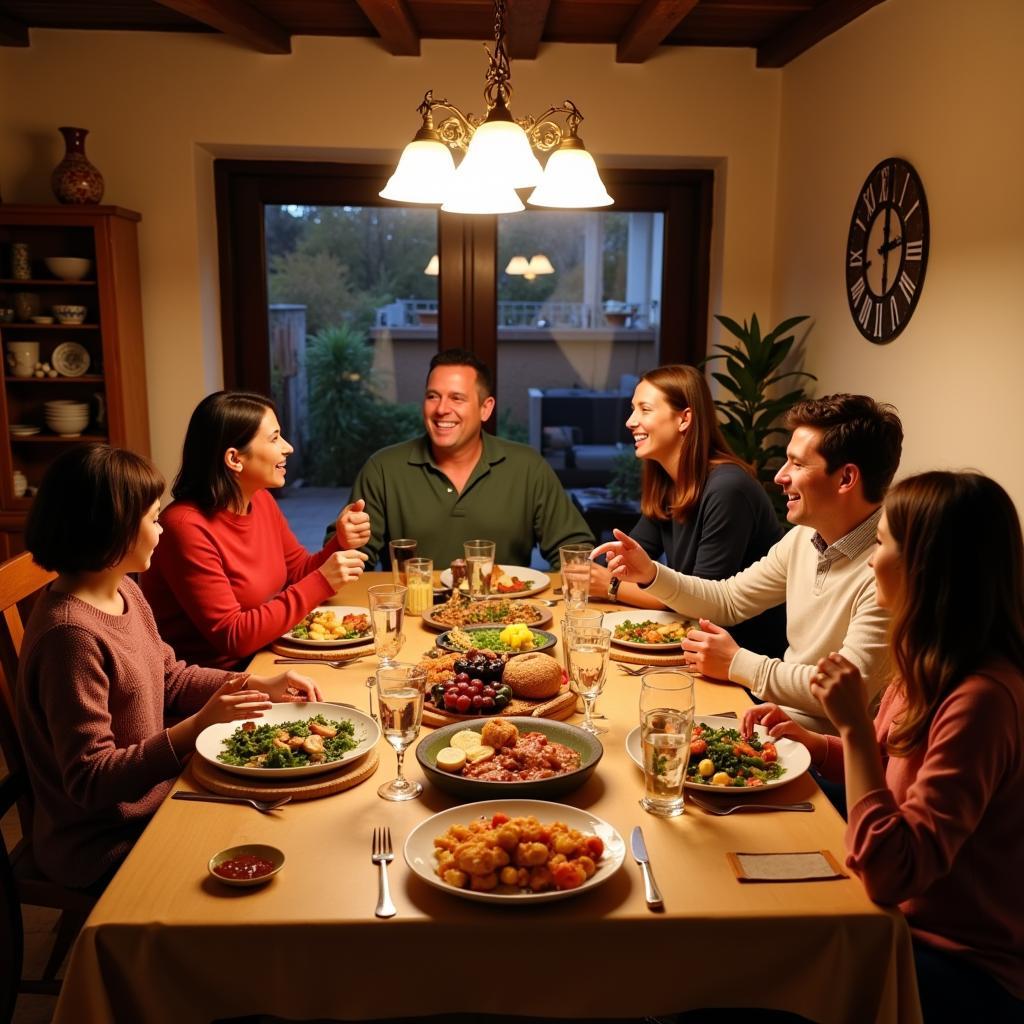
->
[[51, 126, 105, 205]]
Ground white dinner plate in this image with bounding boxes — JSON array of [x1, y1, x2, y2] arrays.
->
[[404, 799, 625, 904], [282, 605, 372, 647], [625, 714, 811, 792], [9, 424, 40, 436], [51, 341, 91, 377], [196, 702, 379, 779], [439, 565, 551, 598], [602, 609, 697, 650]]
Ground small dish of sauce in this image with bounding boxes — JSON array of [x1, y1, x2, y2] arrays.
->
[[208, 844, 284, 887]]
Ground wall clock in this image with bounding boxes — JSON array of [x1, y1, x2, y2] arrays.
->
[[845, 157, 929, 344]]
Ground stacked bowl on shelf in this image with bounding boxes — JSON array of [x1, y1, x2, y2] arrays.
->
[[44, 399, 90, 437]]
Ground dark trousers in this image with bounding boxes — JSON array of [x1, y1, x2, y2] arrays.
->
[[914, 941, 1023, 1023]]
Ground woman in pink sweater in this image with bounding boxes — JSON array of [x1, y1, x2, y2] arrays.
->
[[746, 471, 1024, 1021], [142, 391, 370, 668], [16, 444, 320, 888]]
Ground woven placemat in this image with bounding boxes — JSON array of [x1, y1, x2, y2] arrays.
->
[[268, 639, 375, 661], [188, 748, 379, 800], [422, 688, 576, 728], [610, 647, 689, 667]]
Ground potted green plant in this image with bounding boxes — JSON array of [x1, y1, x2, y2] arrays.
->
[[703, 313, 816, 522]]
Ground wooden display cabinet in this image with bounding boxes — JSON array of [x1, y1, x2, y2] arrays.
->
[[0, 205, 150, 558]]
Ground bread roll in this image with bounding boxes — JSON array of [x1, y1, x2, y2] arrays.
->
[[502, 652, 562, 699]]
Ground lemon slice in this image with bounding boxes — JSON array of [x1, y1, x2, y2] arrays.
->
[[450, 729, 483, 752], [435, 747, 467, 773]]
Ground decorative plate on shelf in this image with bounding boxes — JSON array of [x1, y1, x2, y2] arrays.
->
[[9, 424, 41, 437], [51, 342, 91, 378]]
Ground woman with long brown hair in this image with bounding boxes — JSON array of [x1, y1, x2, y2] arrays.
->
[[745, 471, 1024, 1020], [594, 364, 785, 657]]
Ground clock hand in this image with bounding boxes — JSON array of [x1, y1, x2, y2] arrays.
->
[[877, 235, 903, 255], [880, 201, 894, 295]]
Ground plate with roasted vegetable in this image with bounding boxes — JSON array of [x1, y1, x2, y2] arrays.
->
[[602, 609, 697, 650], [625, 715, 810, 791], [440, 564, 551, 598], [422, 592, 552, 632], [435, 624, 557, 656], [283, 606, 372, 647], [195, 702, 380, 779]]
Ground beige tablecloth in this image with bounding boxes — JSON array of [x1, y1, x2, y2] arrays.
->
[[53, 574, 921, 1024]]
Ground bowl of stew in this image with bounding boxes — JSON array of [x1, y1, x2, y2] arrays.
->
[[416, 716, 603, 801], [208, 844, 284, 887]]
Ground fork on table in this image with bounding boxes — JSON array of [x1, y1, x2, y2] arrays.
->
[[274, 657, 362, 670], [371, 826, 396, 918], [687, 793, 814, 815]]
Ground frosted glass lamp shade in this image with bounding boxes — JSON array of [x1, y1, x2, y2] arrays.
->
[[528, 145, 613, 209], [441, 158, 525, 214], [379, 139, 457, 204], [463, 119, 543, 189], [505, 256, 530, 275], [527, 254, 555, 275], [423, 254, 440, 275]]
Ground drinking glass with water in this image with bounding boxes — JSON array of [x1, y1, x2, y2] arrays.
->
[[559, 544, 593, 611], [376, 663, 427, 801], [566, 625, 611, 735], [639, 671, 695, 817], [368, 584, 406, 667]]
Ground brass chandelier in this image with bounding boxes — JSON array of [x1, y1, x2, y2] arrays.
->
[[379, 0, 613, 214]]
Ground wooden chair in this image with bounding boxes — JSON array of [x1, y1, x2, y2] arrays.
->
[[0, 551, 95, 1021]]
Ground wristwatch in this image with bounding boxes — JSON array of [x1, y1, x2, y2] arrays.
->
[[607, 577, 621, 602]]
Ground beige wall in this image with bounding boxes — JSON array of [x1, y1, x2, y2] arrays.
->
[[0, 31, 781, 480], [773, 0, 1024, 509]]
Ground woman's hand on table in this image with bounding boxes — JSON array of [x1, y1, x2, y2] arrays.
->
[[319, 548, 368, 589], [334, 499, 371, 550], [743, 702, 828, 767], [248, 669, 322, 704], [591, 530, 657, 586]]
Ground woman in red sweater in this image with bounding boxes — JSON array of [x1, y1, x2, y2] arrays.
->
[[17, 445, 320, 888], [745, 471, 1024, 1021], [142, 391, 370, 669]]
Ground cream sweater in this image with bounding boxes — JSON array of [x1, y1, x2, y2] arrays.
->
[[646, 512, 889, 733]]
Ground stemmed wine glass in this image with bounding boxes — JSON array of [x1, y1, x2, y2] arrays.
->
[[565, 625, 611, 734], [562, 608, 604, 715], [375, 662, 427, 801], [368, 584, 406, 667]]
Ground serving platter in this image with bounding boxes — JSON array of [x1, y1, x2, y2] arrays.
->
[[403, 798, 625, 904], [282, 605, 372, 647], [421, 598, 552, 633], [435, 625, 557, 656], [195, 702, 379, 780], [416, 717, 603, 799], [51, 341, 91, 377], [625, 714, 811, 792], [602, 609, 697, 651], [439, 565, 551, 598]]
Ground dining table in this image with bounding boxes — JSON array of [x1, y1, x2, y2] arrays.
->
[[52, 572, 921, 1024]]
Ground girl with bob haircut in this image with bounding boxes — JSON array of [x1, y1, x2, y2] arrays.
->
[[17, 445, 320, 889], [745, 471, 1024, 1020], [592, 364, 785, 657], [142, 391, 370, 669]]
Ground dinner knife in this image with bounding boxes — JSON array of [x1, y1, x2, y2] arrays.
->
[[630, 826, 664, 911]]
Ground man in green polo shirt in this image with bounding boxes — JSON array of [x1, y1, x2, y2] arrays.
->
[[347, 349, 593, 569]]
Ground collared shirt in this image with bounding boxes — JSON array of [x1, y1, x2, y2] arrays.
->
[[350, 433, 593, 568], [810, 508, 882, 593]]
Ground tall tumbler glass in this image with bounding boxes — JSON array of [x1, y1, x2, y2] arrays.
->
[[388, 539, 417, 586], [376, 662, 427, 801], [559, 544, 593, 611], [368, 584, 406, 667], [464, 540, 495, 598], [638, 670, 696, 817], [404, 558, 434, 616]]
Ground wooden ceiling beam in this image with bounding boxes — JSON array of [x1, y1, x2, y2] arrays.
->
[[154, 1, 291, 54], [353, 0, 421, 57], [617, 0, 700, 64], [0, 10, 29, 47], [757, 0, 886, 68], [507, 0, 550, 60]]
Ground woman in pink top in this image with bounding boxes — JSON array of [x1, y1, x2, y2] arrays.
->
[[17, 445, 320, 888], [142, 391, 370, 668], [746, 471, 1024, 1021]]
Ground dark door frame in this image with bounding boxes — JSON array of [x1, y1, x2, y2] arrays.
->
[[214, 160, 714, 395]]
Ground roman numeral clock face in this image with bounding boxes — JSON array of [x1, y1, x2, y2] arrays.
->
[[846, 158, 929, 343]]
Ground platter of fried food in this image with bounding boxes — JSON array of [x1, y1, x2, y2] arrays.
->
[[421, 591, 552, 632], [403, 799, 625, 903], [195, 702, 380, 779], [283, 606, 372, 647]]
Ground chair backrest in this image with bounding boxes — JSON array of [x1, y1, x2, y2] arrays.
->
[[0, 552, 56, 838]]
